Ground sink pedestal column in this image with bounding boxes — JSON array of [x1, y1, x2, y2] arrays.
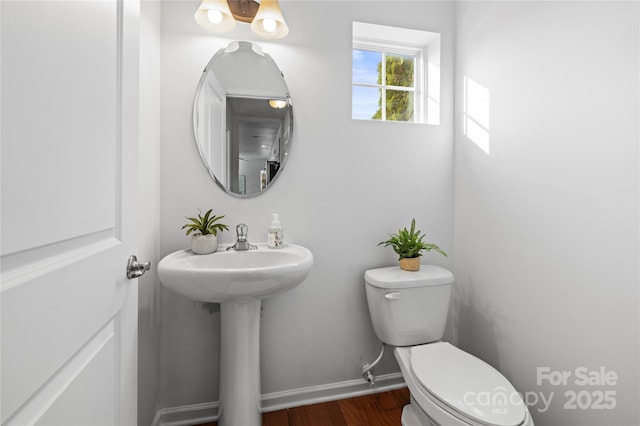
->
[[218, 298, 262, 426]]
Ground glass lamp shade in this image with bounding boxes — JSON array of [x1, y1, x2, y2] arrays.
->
[[268, 99, 288, 109], [194, 0, 237, 32], [250, 0, 289, 39]]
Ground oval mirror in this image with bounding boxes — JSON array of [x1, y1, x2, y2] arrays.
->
[[193, 41, 293, 197]]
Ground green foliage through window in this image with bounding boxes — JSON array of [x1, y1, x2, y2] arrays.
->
[[353, 50, 416, 122]]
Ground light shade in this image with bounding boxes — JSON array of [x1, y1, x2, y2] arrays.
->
[[250, 0, 289, 40], [194, 0, 236, 32], [268, 99, 288, 109]]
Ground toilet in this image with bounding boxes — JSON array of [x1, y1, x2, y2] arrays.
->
[[365, 265, 534, 426]]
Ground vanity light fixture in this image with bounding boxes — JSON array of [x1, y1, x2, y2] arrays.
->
[[268, 99, 288, 109], [194, 0, 289, 40]]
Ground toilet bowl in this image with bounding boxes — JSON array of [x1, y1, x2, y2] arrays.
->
[[395, 343, 533, 426], [364, 266, 534, 426]]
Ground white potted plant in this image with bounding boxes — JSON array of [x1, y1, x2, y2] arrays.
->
[[379, 218, 447, 271], [182, 209, 229, 255]]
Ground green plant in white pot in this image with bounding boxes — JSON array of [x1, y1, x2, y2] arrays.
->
[[378, 218, 447, 271], [182, 209, 229, 255]]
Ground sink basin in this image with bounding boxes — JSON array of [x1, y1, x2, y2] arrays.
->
[[158, 243, 313, 303], [157, 242, 314, 426]]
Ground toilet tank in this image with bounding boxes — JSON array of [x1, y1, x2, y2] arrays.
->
[[365, 265, 454, 347]]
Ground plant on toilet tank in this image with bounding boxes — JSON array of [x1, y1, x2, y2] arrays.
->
[[379, 218, 447, 271], [182, 209, 229, 255]]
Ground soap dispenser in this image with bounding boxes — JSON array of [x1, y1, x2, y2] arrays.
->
[[268, 213, 284, 248]]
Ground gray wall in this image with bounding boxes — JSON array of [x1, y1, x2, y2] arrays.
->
[[453, 2, 639, 425], [158, 0, 455, 411]]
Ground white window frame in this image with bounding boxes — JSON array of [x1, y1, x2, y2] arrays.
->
[[353, 41, 423, 122], [352, 21, 440, 125]]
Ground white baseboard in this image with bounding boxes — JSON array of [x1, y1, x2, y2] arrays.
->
[[151, 401, 218, 426], [152, 373, 406, 426], [261, 372, 406, 413]]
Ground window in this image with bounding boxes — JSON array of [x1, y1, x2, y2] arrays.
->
[[353, 49, 417, 122], [352, 22, 441, 125]]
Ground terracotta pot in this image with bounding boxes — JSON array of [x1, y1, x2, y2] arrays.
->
[[399, 257, 420, 271], [191, 233, 218, 255]]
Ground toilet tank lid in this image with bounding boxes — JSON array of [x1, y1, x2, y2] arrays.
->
[[365, 265, 454, 289]]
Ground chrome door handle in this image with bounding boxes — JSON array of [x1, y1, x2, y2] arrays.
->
[[126, 255, 151, 279]]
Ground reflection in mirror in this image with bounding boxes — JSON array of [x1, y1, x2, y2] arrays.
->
[[227, 96, 290, 195], [193, 41, 292, 197]]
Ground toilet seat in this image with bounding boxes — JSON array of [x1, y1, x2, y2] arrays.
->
[[410, 342, 527, 426]]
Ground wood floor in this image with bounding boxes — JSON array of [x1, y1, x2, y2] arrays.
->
[[198, 387, 410, 426]]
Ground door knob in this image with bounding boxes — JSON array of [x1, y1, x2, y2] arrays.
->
[[126, 255, 151, 279]]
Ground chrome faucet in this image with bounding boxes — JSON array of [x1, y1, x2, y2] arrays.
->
[[227, 223, 257, 251]]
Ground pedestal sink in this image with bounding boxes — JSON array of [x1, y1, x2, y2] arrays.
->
[[157, 243, 313, 426]]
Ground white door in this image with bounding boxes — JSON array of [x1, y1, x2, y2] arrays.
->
[[1, 1, 140, 425]]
